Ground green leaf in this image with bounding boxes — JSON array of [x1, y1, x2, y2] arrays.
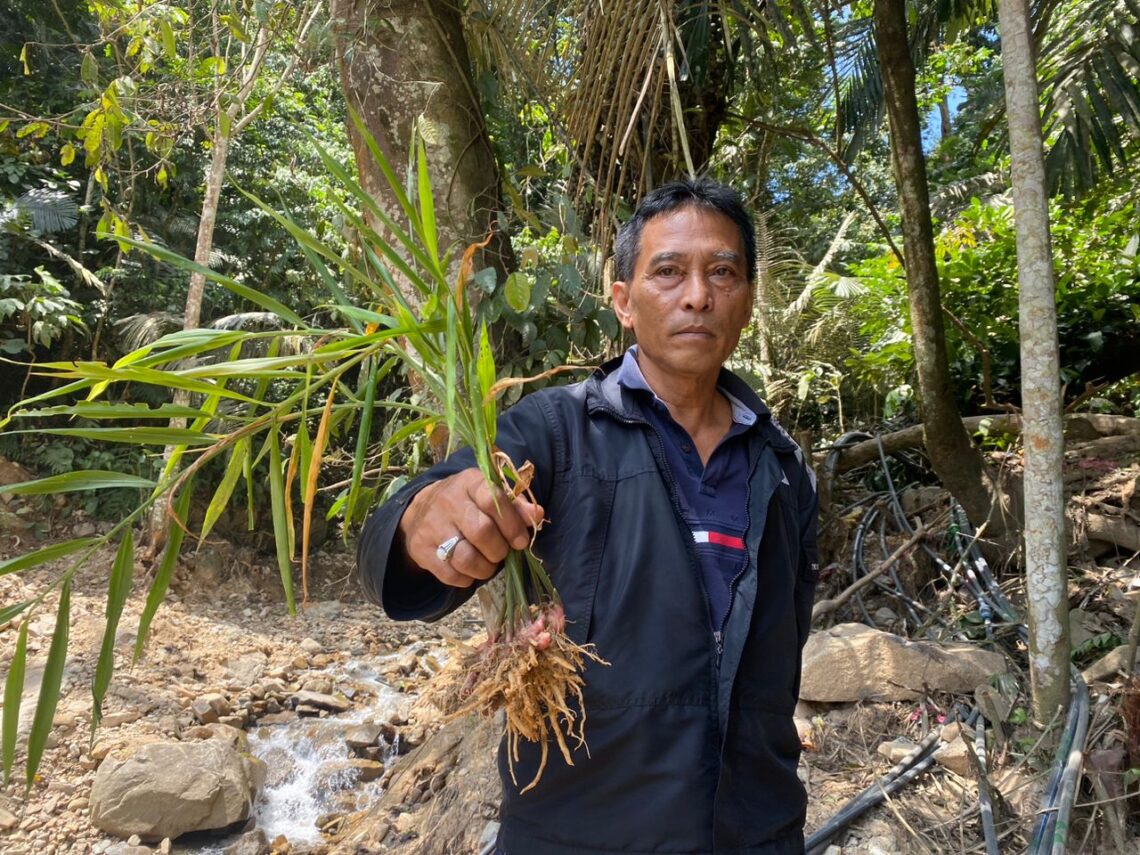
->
[[200, 437, 249, 541], [2, 621, 28, 785], [9, 402, 210, 421], [26, 579, 69, 790], [0, 538, 101, 577], [477, 322, 497, 448], [133, 486, 192, 663], [91, 530, 133, 734], [267, 428, 296, 615], [24, 427, 218, 446], [113, 237, 305, 327], [0, 601, 31, 626], [471, 267, 498, 295], [416, 138, 439, 265], [0, 471, 154, 496], [504, 271, 532, 312]]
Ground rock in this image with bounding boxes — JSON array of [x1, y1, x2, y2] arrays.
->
[[300, 675, 334, 695], [101, 710, 142, 727], [800, 623, 1008, 702], [190, 693, 231, 725], [290, 690, 349, 713], [127, 835, 142, 846], [876, 737, 918, 764], [226, 653, 268, 686], [0, 806, 18, 830], [183, 723, 249, 752], [345, 722, 383, 750], [393, 812, 417, 834], [933, 738, 974, 777], [258, 711, 297, 726], [394, 651, 419, 677], [940, 721, 973, 744], [300, 638, 323, 655], [224, 828, 270, 855], [90, 739, 260, 841], [107, 845, 152, 855]]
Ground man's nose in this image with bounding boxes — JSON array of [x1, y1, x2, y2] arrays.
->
[[680, 272, 713, 310]]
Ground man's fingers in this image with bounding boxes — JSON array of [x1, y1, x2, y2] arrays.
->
[[446, 538, 498, 581], [470, 483, 545, 551]]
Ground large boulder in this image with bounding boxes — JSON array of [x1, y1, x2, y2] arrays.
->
[[800, 623, 1007, 703], [90, 738, 264, 842]]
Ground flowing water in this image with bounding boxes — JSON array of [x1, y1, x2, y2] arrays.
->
[[178, 657, 416, 854]]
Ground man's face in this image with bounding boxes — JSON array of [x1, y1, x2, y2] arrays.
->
[[612, 205, 752, 384]]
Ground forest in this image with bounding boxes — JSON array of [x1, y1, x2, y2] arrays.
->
[[1, 0, 1140, 853]]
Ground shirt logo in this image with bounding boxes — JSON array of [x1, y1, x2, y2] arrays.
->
[[693, 530, 746, 550]]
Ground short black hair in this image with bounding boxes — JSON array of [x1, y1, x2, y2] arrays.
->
[[614, 178, 756, 284]]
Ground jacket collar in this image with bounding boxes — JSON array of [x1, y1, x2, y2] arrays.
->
[[584, 350, 797, 451]]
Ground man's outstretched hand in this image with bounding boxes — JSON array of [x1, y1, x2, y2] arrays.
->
[[397, 468, 545, 589]]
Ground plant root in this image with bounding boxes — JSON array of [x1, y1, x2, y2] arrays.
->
[[429, 602, 607, 794]]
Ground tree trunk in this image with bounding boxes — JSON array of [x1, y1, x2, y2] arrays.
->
[[330, 0, 515, 292], [184, 124, 231, 330], [873, 0, 1017, 546], [999, 0, 1071, 722]]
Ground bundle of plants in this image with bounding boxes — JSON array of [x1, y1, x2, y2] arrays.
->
[[426, 451, 606, 793], [301, 126, 607, 791]]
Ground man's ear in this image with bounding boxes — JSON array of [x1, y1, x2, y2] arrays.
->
[[611, 280, 635, 331]]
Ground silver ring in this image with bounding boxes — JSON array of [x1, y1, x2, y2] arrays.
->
[[436, 535, 462, 563]]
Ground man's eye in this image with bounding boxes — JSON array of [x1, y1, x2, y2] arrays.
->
[[656, 266, 679, 277]]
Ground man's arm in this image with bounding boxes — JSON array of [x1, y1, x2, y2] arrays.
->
[[357, 392, 555, 622]]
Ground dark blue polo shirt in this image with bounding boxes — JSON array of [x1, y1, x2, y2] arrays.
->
[[616, 348, 758, 633]]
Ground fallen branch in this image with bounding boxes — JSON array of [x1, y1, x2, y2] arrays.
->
[[823, 414, 1140, 474], [1083, 514, 1140, 553], [813, 523, 927, 621]]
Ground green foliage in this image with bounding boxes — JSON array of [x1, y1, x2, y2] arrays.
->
[[0, 269, 86, 353]]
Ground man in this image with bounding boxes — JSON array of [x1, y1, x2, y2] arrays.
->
[[358, 178, 819, 855]]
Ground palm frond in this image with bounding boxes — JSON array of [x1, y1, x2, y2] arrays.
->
[[930, 171, 1009, 217], [1039, 0, 1140, 194], [13, 189, 79, 235]]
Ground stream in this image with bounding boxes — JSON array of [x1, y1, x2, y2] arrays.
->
[[177, 656, 417, 854]]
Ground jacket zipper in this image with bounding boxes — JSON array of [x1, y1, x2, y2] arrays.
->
[[713, 438, 767, 667], [594, 404, 721, 662]]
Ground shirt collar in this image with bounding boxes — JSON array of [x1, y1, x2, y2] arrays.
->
[[615, 346, 757, 427]]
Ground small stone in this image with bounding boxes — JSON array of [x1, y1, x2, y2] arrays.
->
[[159, 839, 173, 854], [933, 738, 974, 776], [940, 721, 974, 743], [300, 675, 333, 695], [191, 693, 231, 724], [127, 835, 141, 846], [300, 638, 323, 655], [0, 807, 18, 830], [258, 711, 297, 726], [101, 710, 142, 728], [345, 722, 383, 750], [66, 797, 88, 812], [292, 656, 310, 670], [876, 737, 919, 764], [290, 690, 350, 713], [393, 812, 417, 834], [223, 828, 269, 855]]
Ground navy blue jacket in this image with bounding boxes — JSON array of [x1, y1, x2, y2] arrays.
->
[[357, 358, 819, 855]]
